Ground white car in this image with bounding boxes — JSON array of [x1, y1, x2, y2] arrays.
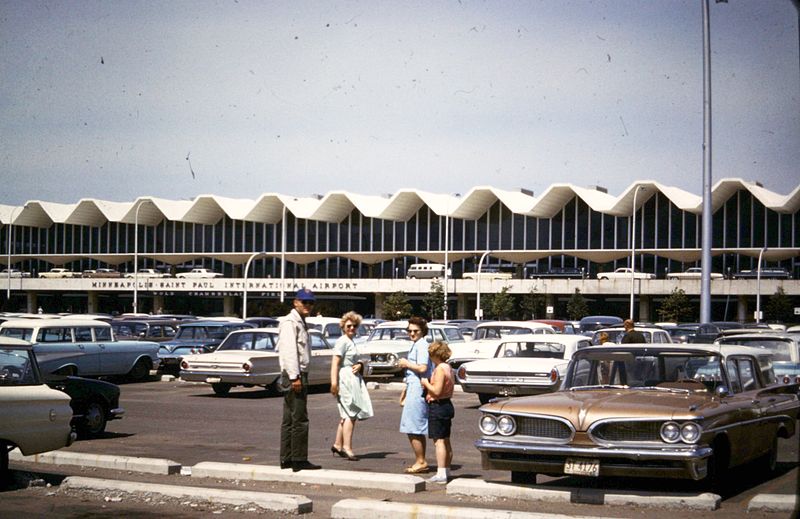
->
[[360, 321, 465, 376], [597, 268, 655, 280], [0, 339, 75, 478], [666, 268, 723, 280], [37, 268, 77, 279], [175, 268, 223, 279], [448, 321, 556, 369], [456, 334, 593, 404], [124, 269, 171, 278], [179, 328, 335, 395], [462, 271, 513, 280], [1, 269, 31, 278], [591, 326, 673, 344]]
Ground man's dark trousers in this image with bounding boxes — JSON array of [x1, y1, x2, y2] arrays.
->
[[280, 372, 309, 463]]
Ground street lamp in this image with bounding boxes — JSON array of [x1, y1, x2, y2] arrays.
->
[[280, 204, 287, 304], [243, 252, 267, 319], [756, 246, 767, 324], [442, 194, 460, 320], [133, 200, 154, 314], [6, 205, 22, 301], [474, 251, 493, 321], [629, 186, 646, 321]]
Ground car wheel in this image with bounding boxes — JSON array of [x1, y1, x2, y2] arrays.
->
[[127, 358, 151, 382], [510, 471, 537, 484], [756, 434, 779, 476], [701, 438, 729, 493], [78, 401, 108, 438], [212, 383, 232, 396], [477, 393, 494, 405], [0, 441, 9, 488]]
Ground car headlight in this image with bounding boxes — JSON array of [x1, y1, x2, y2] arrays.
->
[[680, 422, 701, 443], [387, 353, 397, 364], [660, 421, 680, 443], [497, 415, 517, 436], [479, 414, 498, 435]]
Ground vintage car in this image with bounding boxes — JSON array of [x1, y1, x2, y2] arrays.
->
[[124, 268, 172, 278], [37, 268, 78, 279], [0, 339, 75, 482], [1, 268, 31, 278], [462, 270, 513, 280], [111, 319, 179, 342], [528, 267, 584, 279], [448, 321, 556, 369], [531, 320, 577, 334], [360, 321, 465, 376], [456, 334, 593, 403], [306, 316, 370, 344], [666, 268, 723, 280], [596, 268, 655, 280], [475, 345, 799, 486], [44, 374, 124, 438], [0, 319, 159, 381], [715, 333, 800, 385], [590, 326, 673, 344], [577, 315, 624, 335], [158, 320, 254, 373], [175, 268, 224, 279], [82, 268, 122, 278], [179, 328, 336, 395], [731, 267, 791, 280]]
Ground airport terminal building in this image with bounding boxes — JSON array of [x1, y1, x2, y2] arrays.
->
[[1, 178, 798, 320]]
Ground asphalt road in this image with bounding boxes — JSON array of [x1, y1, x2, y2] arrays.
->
[[4, 376, 800, 518]]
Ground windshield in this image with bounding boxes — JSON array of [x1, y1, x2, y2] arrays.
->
[[565, 350, 725, 391], [0, 348, 37, 385], [368, 327, 410, 341], [718, 338, 794, 362], [474, 326, 543, 340], [592, 330, 653, 344], [0, 327, 34, 341], [218, 331, 277, 351], [497, 341, 566, 359]]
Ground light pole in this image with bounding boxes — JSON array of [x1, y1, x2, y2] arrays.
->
[[243, 252, 267, 319], [280, 205, 287, 304], [629, 186, 646, 321], [699, 0, 716, 324], [756, 246, 767, 324], [474, 251, 493, 321], [6, 205, 22, 301], [443, 210, 449, 320], [132, 200, 153, 314]]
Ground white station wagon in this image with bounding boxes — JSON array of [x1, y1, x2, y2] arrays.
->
[[456, 334, 592, 403], [448, 321, 556, 369]]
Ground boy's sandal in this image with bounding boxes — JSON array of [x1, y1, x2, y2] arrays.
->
[[404, 464, 429, 474]]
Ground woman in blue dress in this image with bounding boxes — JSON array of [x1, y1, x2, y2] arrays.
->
[[330, 311, 373, 461], [397, 316, 433, 473]]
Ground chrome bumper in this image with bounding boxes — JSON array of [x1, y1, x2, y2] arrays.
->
[[460, 382, 557, 396], [109, 407, 125, 420], [180, 369, 279, 385]]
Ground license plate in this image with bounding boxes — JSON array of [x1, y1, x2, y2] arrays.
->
[[500, 386, 518, 396], [564, 458, 599, 477], [206, 377, 221, 384]]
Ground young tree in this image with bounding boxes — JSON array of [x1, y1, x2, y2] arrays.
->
[[422, 280, 445, 320], [520, 287, 547, 320], [382, 291, 413, 320], [566, 288, 589, 320], [765, 286, 793, 323], [657, 288, 693, 323], [485, 286, 515, 320]]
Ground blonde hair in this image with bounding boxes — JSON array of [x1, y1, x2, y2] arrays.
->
[[428, 340, 451, 362], [340, 311, 363, 330]]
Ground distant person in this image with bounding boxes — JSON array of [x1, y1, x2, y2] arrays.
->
[[421, 341, 455, 484], [330, 311, 373, 461], [621, 319, 646, 343], [277, 288, 321, 472], [396, 316, 432, 474], [598, 331, 609, 344], [37, 306, 43, 314]]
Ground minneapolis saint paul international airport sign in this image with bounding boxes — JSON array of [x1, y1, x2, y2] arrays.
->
[[87, 278, 362, 293]]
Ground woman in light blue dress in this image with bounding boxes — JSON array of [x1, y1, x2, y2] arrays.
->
[[330, 311, 373, 461], [397, 316, 433, 473]]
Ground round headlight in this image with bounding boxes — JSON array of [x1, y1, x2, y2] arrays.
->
[[497, 415, 517, 436], [387, 353, 397, 363], [242, 362, 252, 372], [180, 360, 189, 370], [680, 422, 701, 443], [660, 421, 680, 443], [479, 414, 498, 435]]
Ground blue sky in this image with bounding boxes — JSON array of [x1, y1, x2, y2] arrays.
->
[[1, 0, 798, 204]]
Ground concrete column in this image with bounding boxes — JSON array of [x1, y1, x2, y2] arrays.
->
[[456, 293, 469, 320], [374, 293, 384, 320], [545, 294, 555, 318], [152, 295, 165, 314], [737, 295, 749, 323], [26, 291, 38, 313], [87, 292, 99, 314], [638, 295, 651, 323], [223, 295, 236, 317]]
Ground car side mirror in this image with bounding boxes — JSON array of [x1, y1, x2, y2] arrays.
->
[[715, 385, 730, 398]]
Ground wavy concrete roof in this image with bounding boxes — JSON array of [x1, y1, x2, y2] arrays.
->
[[1, 178, 797, 229]]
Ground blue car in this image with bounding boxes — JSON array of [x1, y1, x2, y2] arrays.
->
[[158, 320, 254, 374]]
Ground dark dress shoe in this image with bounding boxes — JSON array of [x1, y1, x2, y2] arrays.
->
[[292, 460, 322, 472], [280, 460, 292, 469]]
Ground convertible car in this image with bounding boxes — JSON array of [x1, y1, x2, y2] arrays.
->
[[475, 345, 799, 487]]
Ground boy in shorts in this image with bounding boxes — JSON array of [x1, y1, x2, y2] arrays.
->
[[420, 341, 455, 483]]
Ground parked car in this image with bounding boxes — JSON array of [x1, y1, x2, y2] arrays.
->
[[0, 319, 159, 381], [175, 268, 223, 279], [306, 316, 370, 344], [37, 268, 77, 279], [462, 269, 513, 280], [715, 333, 800, 385], [360, 321, 465, 376], [591, 325, 673, 344], [666, 268, 723, 280], [731, 267, 791, 280], [244, 317, 280, 328], [448, 321, 556, 369], [578, 315, 624, 335], [456, 334, 592, 403], [596, 268, 655, 280], [44, 374, 124, 438], [475, 344, 800, 486], [530, 320, 577, 334], [1, 268, 31, 278], [0, 338, 75, 482], [529, 267, 584, 279], [180, 328, 335, 395], [406, 263, 450, 279], [124, 268, 172, 278], [82, 268, 122, 278], [158, 320, 254, 373], [111, 319, 179, 342]]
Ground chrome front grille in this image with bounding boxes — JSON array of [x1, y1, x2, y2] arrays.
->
[[515, 416, 572, 440], [591, 421, 662, 443]]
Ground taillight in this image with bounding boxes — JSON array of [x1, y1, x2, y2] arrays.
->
[[457, 366, 467, 380], [180, 360, 188, 370], [549, 368, 559, 383]]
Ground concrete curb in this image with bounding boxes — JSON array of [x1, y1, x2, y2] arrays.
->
[[330, 498, 622, 518], [747, 494, 799, 512], [60, 476, 312, 514], [191, 461, 425, 493], [9, 449, 181, 475], [446, 478, 720, 511]]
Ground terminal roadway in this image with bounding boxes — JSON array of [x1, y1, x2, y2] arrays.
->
[[4, 376, 799, 518]]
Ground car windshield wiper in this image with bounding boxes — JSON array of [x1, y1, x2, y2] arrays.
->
[[569, 384, 629, 391]]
